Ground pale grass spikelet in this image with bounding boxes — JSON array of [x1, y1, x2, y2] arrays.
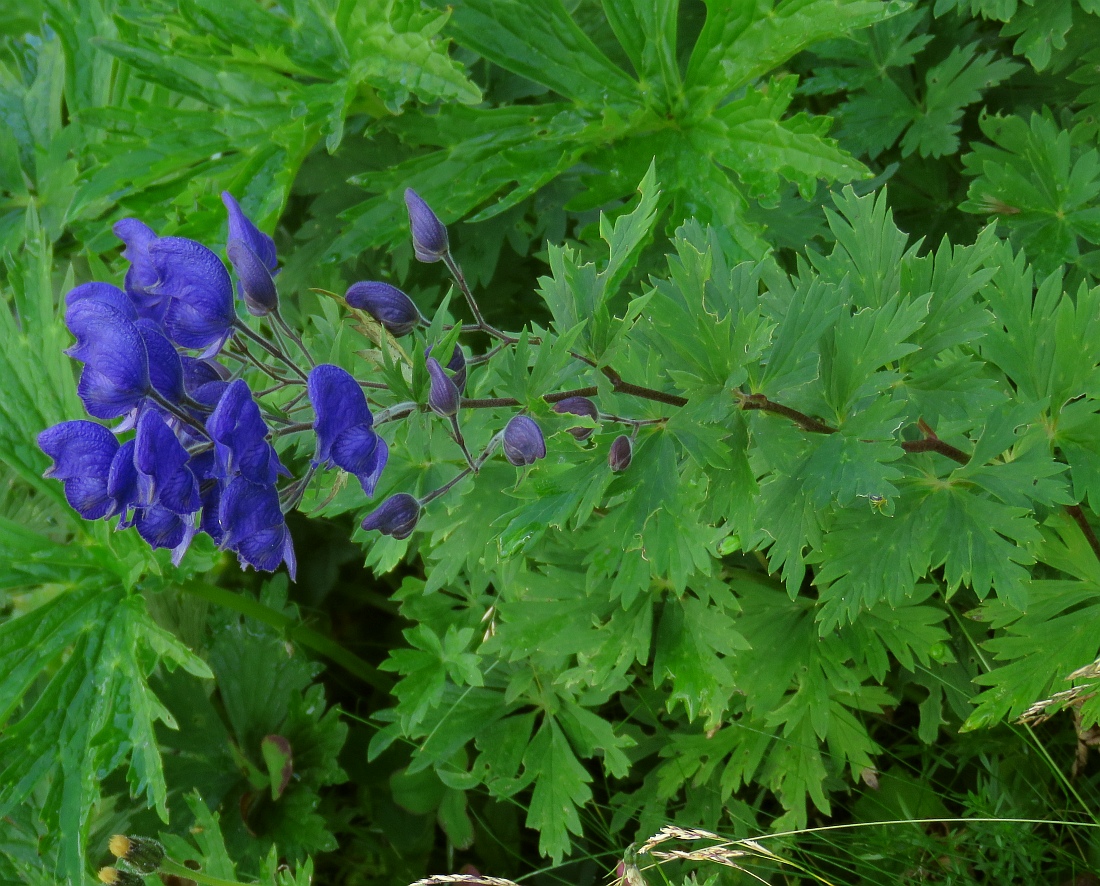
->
[[1017, 654, 1100, 726], [409, 876, 520, 886], [635, 824, 789, 886], [638, 825, 722, 854]]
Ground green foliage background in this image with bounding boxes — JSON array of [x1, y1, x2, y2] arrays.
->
[[5, 0, 1100, 884]]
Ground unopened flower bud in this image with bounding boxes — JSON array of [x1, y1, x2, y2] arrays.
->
[[346, 281, 421, 337], [404, 188, 449, 262], [503, 415, 546, 466], [99, 869, 145, 886], [427, 357, 461, 417], [552, 396, 599, 441], [609, 435, 633, 472], [425, 343, 467, 392], [227, 239, 278, 316], [361, 493, 421, 540], [108, 835, 166, 875]]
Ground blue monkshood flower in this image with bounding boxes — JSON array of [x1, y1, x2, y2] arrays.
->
[[109, 439, 141, 527], [426, 357, 460, 417], [114, 218, 168, 323], [552, 396, 599, 441], [134, 319, 185, 404], [65, 299, 152, 419], [132, 505, 197, 566], [361, 493, 421, 540], [65, 282, 138, 320], [188, 450, 225, 543], [38, 420, 121, 520], [222, 192, 278, 273], [425, 343, 467, 393], [219, 476, 296, 579], [609, 434, 633, 472], [502, 414, 546, 466], [180, 357, 229, 423], [345, 281, 421, 336], [307, 364, 389, 496], [226, 239, 278, 316], [404, 189, 449, 262], [181, 355, 229, 390], [134, 410, 200, 515], [207, 379, 286, 486], [199, 480, 224, 545], [150, 237, 236, 355]]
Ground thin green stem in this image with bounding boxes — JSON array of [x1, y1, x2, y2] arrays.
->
[[273, 308, 316, 368], [232, 319, 308, 381], [442, 252, 513, 342], [179, 580, 390, 690], [160, 859, 247, 886]]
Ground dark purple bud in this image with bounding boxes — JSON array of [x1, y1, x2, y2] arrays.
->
[[219, 476, 296, 580], [222, 192, 278, 273], [426, 357, 461, 417], [114, 218, 169, 323], [552, 396, 599, 441], [609, 435, 633, 472], [307, 364, 389, 495], [65, 300, 152, 419], [425, 343, 466, 392], [502, 415, 546, 466], [207, 379, 287, 485], [346, 281, 421, 337], [227, 239, 278, 316], [361, 493, 421, 540], [404, 188, 449, 262], [134, 410, 200, 515], [38, 420, 121, 520], [151, 237, 236, 355]]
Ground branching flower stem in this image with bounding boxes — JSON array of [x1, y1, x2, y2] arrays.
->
[[419, 435, 502, 507], [273, 308, 316, 367], [442, 252, 513, 342], [437, 249, 1100, 566], [601, 413, 666, 428], [223, 341, 298, 385], [232, 319, 308, 381]]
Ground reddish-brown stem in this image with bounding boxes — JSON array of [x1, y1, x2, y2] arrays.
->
[[737, 393, 835, 434], [900, 438, 970, 465], [600, 366, 688, 407], [1066, 504, 1100, 564], [461, 386, 603, 410]]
